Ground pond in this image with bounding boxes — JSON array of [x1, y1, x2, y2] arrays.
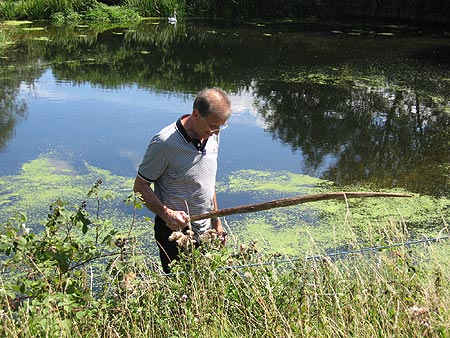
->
[[1, 19, 450, 256]]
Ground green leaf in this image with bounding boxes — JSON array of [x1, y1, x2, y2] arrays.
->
[[19, 282, 26, 293], [82, 222, 88, 235], [39, 318, 47, 329], [0, 288, 16, 300]]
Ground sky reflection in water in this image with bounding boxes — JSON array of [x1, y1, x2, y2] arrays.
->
[[6, 69, 301, 188], [0, 20, 449, 253]]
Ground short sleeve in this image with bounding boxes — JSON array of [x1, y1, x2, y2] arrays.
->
[[137, 137, 168, 182]]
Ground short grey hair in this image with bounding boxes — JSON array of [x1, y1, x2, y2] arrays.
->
[[193, 87, 231, 120]]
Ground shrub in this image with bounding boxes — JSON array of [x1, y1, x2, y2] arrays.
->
[[0, 181, 131, 336], [84, 3, 140, 21], [72, 0, 100, 13], [1, 181, 449, 337], [51, 10, 82, 24]]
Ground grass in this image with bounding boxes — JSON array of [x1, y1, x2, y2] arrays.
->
[[0, 160, 448, 337], [0, 0, 189, 22], [0, 0, 144, 22], [1, 214, 449, 337]]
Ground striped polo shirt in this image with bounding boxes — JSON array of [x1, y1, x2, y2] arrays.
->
[[137, 115, 219, 234]]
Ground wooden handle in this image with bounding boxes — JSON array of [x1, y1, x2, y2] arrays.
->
[[190, 191, 412, 222]]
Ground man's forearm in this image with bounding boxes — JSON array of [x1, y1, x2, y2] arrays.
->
[[134, 176, 168, 219], [134, 175, 189, 230]]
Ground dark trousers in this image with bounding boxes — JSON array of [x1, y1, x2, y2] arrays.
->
[[154, 216, 180, 273]]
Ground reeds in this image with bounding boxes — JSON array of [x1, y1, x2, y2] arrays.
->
[[1, 218, 448, 337], [122, 0, 184, 17], [0, 0, 140, 21]]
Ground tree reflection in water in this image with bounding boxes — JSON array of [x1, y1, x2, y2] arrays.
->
[[0, 19, 449, 197], [256, 81, 450, 196]]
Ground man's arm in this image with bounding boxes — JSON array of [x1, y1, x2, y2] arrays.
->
[[211, 190, 227, 245], [133, 175, 189, 231]]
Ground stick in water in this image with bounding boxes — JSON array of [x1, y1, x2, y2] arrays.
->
[[190, 191, 412, 222]]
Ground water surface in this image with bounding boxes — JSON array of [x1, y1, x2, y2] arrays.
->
[[1, 19, 449, 253]]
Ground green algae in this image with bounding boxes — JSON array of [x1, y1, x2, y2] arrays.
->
[[32, 36, 50, 41], [1, 160, 448, 257], [2, 21, 33, 26], [217, 169, 332, 195], [222, 169, 450, 255], [0, 155, 134, 225], [21, 27, 45, 31], [281, 67, 387, 88], [0, 155, 157, 258], [242, 215, 303, 256]]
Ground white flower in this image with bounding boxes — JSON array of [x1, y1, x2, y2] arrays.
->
[[21, 223, 30, 235]]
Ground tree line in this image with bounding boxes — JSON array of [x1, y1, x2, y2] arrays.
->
[[0, 0, 449, 26], [122, 0, 450, 25]]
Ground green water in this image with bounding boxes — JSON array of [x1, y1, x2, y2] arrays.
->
[[1, 19, 449, 255]]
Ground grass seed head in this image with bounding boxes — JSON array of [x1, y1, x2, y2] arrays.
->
[[199, 229, 218, 244]]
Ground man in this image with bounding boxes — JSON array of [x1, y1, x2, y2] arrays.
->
[[134, 87, 231, 273]]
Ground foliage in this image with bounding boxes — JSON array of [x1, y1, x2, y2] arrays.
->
[[183, 0, 320, 19], [0, 181, 449, 337], [49, 0, 97, 23], [84, 3, 140, 22], [0, 1, 20, 20], [0, 0, 140, 22], [51, 10, 82, 24], [20, 0, 72, 20], [122, 0, 183, 17], [1, 0, 450, 23], [0, 181, 141, 336]]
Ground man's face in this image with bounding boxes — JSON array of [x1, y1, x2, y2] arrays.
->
[[196, 110, 228, 138]]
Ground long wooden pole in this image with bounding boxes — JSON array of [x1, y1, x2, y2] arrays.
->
[[190, 191, 412, 222]]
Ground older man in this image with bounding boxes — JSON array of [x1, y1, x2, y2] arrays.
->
[[134, 87, 231, 273]]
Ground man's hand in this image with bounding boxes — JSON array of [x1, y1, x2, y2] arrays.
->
[[163, 208, 190, 231], [212, 217, 227, 245], [134, 176, 190, 231]]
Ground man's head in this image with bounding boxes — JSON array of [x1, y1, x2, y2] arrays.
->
[[193, 87, 231, 136], [194, 87, 231, 120]]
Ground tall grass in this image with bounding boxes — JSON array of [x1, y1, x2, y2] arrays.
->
[[21, 0, 71, 19], [0, 0, 141, 21], [0, 1, 19, 20], [1, 213, 449, 337], [122, 0, 183, 17]]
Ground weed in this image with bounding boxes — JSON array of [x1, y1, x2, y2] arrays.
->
[[0, 181, 449, 337]]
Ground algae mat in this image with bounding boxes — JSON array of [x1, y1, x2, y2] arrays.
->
[[218, 169, 450, 255], [0, 156, 448, 256]]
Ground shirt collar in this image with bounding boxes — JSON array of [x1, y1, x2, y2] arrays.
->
[[176, 115, 208, 151]]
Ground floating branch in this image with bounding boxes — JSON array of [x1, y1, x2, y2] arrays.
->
[[190, 191, 412, 222]]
